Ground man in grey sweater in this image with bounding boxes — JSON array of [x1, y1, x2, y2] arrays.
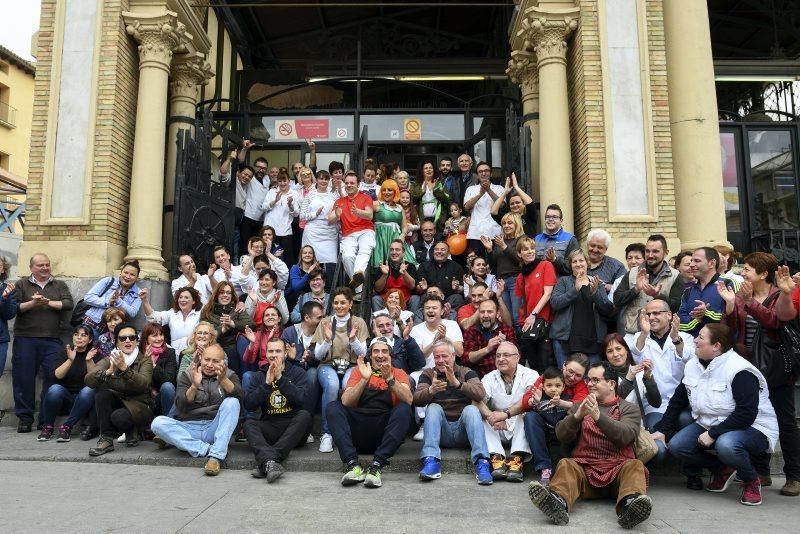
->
[[151, 343, 243, 476]]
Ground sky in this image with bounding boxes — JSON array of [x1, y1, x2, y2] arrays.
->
[[0, 0, 41, 62]]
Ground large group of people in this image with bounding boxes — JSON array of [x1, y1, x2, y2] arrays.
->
[[2, 146, 800, 530]]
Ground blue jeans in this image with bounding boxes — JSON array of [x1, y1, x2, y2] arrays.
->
[[667, 422, 769, 482], [41, 384, 96, 427], [552, 340, 600, 368], [643, 410, 693, 463], [318, 365, 353, 434], [305, 366, 320, 415], [236, 336, 258, 375], [157, 382, 176, 417], [502, 275, 522, 330], [0, 341, 8, 378], [242, 371, 261, 420], [420, 403, 489, 463], [524, 411, 556, 471], [150, 397, 241, 460]]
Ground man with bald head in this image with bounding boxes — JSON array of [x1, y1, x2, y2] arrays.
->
[[151, 343, 243, 476], [475, 341, 539, 482], [12, 253, 74, 433]]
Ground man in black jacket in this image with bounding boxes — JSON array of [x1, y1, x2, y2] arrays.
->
[[244, 337, 312, 483], [372, 312, 425, 376], [415, 241, 465, 310], [412, 220, 440, 265]]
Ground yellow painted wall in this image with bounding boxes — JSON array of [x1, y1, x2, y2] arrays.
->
[[0, 59, 35, 184]]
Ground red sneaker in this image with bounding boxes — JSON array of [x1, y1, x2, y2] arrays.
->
[[706, 466, 737, 492], [740, 479, 762, 506]]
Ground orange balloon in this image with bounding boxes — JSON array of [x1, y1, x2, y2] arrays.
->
[[447, 233, 468, 255]]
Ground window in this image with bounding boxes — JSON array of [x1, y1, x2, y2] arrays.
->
[[0, 151, 9, 171]]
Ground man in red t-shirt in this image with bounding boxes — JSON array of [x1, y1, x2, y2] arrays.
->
[[328, 171, 376, 291], [325, 337, 413, 487]]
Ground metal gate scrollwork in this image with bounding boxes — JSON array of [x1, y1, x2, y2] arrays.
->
[[173, 111, 235, 270]]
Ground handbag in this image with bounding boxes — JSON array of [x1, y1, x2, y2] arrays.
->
[[519, 269, 550, 342], [753, 292, 800, 378], [631, 374, 658, 463], [70, 277, 115, 327]]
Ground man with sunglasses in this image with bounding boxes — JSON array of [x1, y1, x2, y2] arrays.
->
[[529, 361, 652, 529]]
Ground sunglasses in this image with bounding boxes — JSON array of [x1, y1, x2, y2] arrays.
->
[[118, 335, 138, 342]]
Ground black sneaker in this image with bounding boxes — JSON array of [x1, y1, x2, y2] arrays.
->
[[528, 481, 569, 525], [56, 424, 72, 442], [37, 424, 54, 441], [235, 427, 247, 443], [349, 271, 365, 290], [80, 427, 98, 441], [265, 460, 285, 483], [18, 420, 33, 433], [618, 493, 653, 529], [686, 475, 704, 490]]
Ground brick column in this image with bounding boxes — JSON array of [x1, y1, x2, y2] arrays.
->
[[123, 11, 190, 279]]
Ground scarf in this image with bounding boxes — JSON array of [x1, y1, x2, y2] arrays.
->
[[521, 259, 542, 276], [150, 345, 166, 365], [121, 348, 139, 368]]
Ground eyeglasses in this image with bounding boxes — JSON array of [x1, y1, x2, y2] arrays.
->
[[564, 367, 584, 379], [495, 352, 518, 360], [587, 377, 608, 385], [117, 335, 138, 342], [545, 215, 561, 220], [644, 311, 670, 317], [218, 290, 233, 296]]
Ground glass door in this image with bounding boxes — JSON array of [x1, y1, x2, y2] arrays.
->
[[301, 142, 355, 174]]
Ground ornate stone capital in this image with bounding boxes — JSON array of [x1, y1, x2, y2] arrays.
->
[[170, 53, 214, 103], [506, 49, 538, 96], [518, 7, 579, 67], [123, 10, 191, 71]]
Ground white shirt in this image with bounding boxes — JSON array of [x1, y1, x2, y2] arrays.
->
[[481, 366, 539, 432], [171, 274, 212, 304], [243, 176, 270, 221], [359, 181, 379, 200], [625, 331, 695, 414], [299, 190, 339, 264], [212, 265, 250, 296], [464, 183, 504, 240], [146, 309, 201, 354], [261, 188, 299, 236], [410, 319, 463, 368], [241, 255, 289, 291]]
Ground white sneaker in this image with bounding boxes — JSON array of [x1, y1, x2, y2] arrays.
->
[[306, 433, 315, 444], [413, 428, 424, 441], [117, 433, 126, 443], [319, 433, 334, 453]]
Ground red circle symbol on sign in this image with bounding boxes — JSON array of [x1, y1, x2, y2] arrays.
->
[[279, 123, 293, 136]]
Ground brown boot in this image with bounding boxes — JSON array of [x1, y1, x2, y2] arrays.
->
[[204, 457, 221, 476], [780, 479, 800, 496]]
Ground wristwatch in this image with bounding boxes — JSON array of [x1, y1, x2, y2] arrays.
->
[[672, 337, 683, 345], [386, 377, 396, 388], [503, 408, 511, 418]]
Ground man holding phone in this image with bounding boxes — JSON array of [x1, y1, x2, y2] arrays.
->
[[150, 343, 243, 477]]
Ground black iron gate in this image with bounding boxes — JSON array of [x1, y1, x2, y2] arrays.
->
[[172, 112, 236, 270]]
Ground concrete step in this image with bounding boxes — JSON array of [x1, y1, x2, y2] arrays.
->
[[0, 425, 787, 477]]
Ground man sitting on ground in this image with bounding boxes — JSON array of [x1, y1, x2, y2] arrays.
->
[[475, 341, 538, 482], [326, 338, 413, 488], [151, 343, 243, 476], [528, 361, 652, 529], [414, 340, 493, 485], [244, 338, 311, 483]]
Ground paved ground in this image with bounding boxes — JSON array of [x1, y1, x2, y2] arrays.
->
[[2, 460, 796, 534]]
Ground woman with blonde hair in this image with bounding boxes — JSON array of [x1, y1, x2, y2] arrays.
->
[[177, 321, 219, 375], [482, 212, 526, 329]]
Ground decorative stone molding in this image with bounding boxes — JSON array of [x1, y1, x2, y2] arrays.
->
[[170, 53, 213, 103], [518, 7, 579, 67], [123, 11, 191, 72], [506, 49, 538, 97]]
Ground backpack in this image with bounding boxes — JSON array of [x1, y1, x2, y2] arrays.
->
[[70, 277, 114, 327]]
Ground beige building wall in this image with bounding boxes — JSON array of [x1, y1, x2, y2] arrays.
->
[[20, 0, 241, 279], [0, 51, 35, 185]]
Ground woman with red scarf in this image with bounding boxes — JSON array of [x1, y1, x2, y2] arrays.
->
[[141, 323, 178, 418], [240, 307, 284, 422]]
